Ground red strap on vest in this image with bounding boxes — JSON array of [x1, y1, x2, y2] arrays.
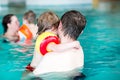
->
[[40, 36, 60, 55]]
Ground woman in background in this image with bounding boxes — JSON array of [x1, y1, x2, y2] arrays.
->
[[2, 14, 20, 43]]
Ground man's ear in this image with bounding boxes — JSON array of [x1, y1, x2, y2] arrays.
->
[[58, 21, 62, 30], [51, 27, 56, 31]]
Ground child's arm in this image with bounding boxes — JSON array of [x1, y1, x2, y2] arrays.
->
[[30, 50, 43, 68], [48, 41, 80, 52]]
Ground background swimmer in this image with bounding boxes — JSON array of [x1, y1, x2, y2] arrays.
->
[[18, 10, 38, 44], [22, 10, 38, 39], [2, 14, 20, 43]]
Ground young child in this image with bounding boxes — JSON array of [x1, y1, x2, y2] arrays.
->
[[18, 10, 38, 44], [26, 11, 80, 71]]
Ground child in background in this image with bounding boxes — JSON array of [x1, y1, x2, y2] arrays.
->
[[18, 10, 38, 44], [26, 11, 80, 71]]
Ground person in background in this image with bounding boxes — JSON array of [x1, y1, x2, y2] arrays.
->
[[2, 14, 20, 43], [33, 10, 86, 78], [18, 10, 38, 44]]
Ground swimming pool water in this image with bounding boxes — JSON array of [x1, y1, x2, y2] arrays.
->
[[0, 5, 120, 80], [79, 11, 120, 80]]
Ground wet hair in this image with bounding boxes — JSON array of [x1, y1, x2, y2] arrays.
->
[[2, 14, 14, 34], [23, 10, 36, 24], [37, 11, 59, 35], [61, 10, 86, 40]]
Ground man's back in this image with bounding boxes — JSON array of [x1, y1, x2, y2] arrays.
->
[[33, 45, 84, 76]]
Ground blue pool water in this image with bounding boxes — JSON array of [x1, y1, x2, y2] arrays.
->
[[0, 5, 120, 80]]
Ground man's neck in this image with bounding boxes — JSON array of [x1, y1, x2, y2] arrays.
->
[[60, 35, 75, 43]]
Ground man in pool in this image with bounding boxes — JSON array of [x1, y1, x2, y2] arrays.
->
[[33, 10, 86, 78], [21, 10, 86, 80]]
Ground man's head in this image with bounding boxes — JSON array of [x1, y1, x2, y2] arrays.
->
[[23, 10, 36, 24], [59, 10, 86, 40], [37, 11, 59, 35]]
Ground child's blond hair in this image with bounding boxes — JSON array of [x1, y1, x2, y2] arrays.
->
[[37, 11, 59, 35]]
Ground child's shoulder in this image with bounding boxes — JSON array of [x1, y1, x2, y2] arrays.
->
[[37, 31, 57, 40]]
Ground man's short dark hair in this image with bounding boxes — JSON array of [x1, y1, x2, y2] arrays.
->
[[61, 10, 86, 40]]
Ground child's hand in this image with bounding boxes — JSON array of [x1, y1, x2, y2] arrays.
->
[[73, 41, 80, 49]]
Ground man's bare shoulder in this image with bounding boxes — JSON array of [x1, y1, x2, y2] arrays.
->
[[44, 45, 83, 57]]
